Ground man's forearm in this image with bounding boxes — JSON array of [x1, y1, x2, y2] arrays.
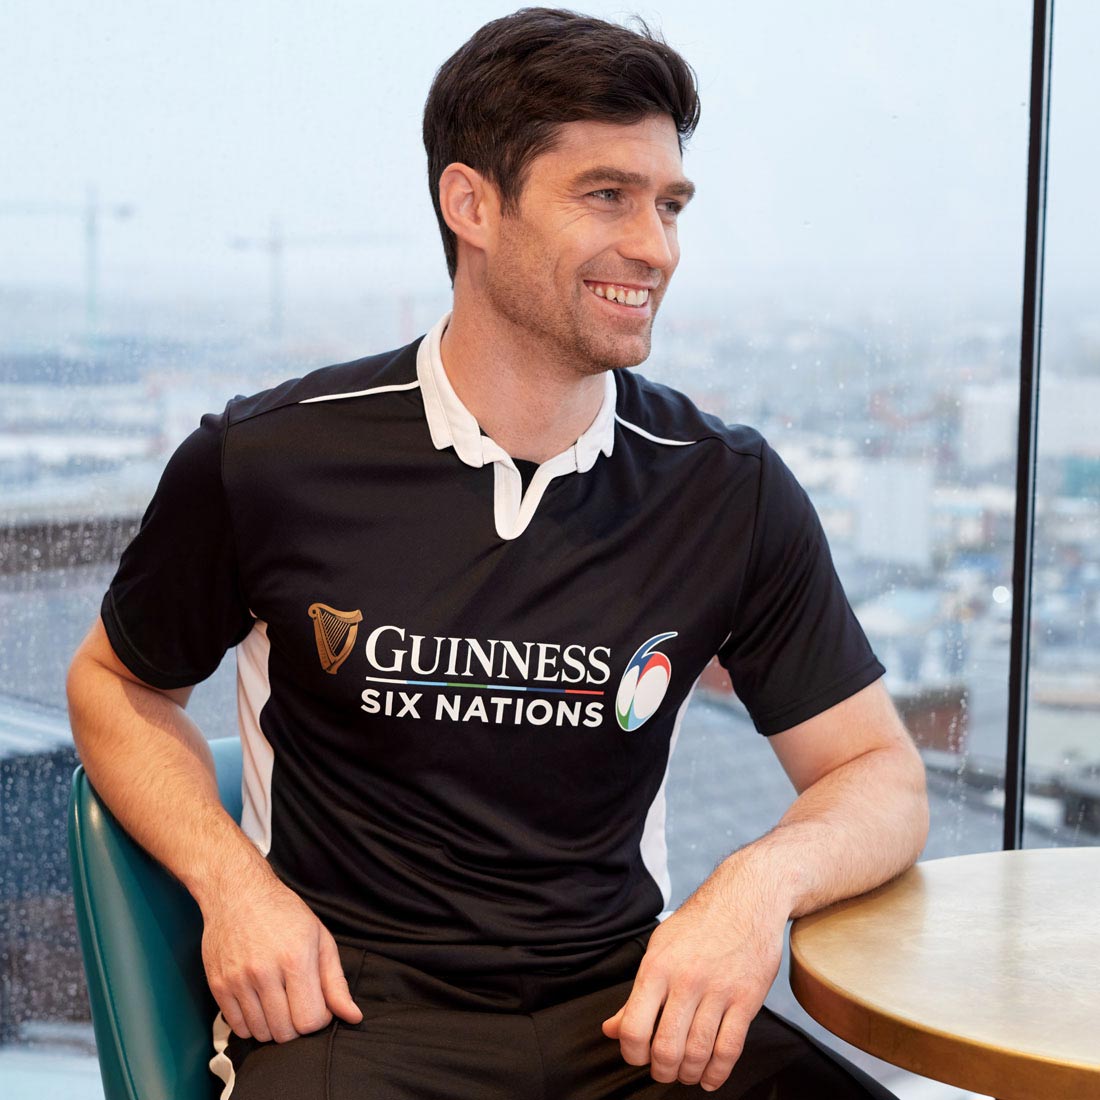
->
[[66, 625, 275, 909], [703, 743, 929, 922], [605, 739, 928, 1091], [67, 620, 364, 1042]]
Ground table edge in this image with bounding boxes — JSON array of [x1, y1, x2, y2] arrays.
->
[[789, 924, 1100, 1099]]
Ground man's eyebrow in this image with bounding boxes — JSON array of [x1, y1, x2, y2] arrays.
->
[[570, 167, 696, 202]]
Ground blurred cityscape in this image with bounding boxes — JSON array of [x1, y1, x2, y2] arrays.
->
[[1, 285, 1098, 1097]]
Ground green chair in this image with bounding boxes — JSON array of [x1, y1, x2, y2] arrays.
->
[[68, 737, 242, 1100]]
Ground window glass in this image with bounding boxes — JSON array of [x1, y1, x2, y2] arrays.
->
[[0, 2, 1034, 1095], [650, 3, 1031, 1089], [1024, 0, 1100, 851]]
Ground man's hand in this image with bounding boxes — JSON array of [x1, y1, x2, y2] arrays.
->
[[601, 886, 785, 1092], [200, 867, 364, 1044]]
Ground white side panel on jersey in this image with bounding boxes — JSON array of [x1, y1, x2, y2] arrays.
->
[[237, 619, 275, 857], [639, 680, 698, 909]]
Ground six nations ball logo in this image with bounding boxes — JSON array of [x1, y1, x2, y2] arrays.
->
[[615, 632, 678, 731]]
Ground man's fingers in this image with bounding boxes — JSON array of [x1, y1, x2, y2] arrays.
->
[[319, 932, 363, 1024], [235, 984, 275, 1044], [217, 993, 251, 1040], [699, 1010, 750, 1093], [601, 1003, 625, 1039], [674, 996, 726, 1085], [252, 975, 299, 1044], [614, 974, 668, 1066], [284, 954, 332, 1036], [647, 991, 701, 1083]]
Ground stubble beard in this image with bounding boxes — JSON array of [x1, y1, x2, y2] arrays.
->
[[485, 225, 656, 378]]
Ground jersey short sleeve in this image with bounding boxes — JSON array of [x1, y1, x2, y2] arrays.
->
[[100, 407, 253, 689], [718, 439, 884, 735]]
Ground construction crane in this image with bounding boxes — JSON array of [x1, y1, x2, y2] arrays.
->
[[229, 218, 400, 341], [0, 185, 135, 341]]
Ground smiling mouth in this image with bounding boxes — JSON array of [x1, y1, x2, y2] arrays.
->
[[584, 281, 651, 308]]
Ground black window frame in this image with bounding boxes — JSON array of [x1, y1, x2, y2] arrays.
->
[[1004, 0, 1056, 850]]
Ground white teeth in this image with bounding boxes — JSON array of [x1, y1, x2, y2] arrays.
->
[[587, 282, 650, 306]]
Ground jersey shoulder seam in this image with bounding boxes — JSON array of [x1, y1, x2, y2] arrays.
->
[[614, 372, 766, 462], [613, 413, 764, 461], [224, 339, 422, 430]]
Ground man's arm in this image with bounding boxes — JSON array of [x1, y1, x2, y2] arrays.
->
[[602, 678, 928, 1092], [67, 616, 363, 1043]]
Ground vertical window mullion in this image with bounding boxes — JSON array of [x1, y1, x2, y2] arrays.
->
[[1005, 0, 1056, 850]]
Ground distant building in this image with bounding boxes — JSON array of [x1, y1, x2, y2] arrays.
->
[[961, 376, 1100, 472], [854, 460, 933, 569], [960, 381, 1017, 469]]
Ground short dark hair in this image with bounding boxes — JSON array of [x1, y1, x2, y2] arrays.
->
[[422, 7, 701, 282]]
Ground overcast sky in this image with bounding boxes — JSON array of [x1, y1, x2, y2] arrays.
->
[[0, 1, 1095, 321]]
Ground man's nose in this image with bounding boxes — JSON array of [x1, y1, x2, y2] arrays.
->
[[619, 204, 675, 271]]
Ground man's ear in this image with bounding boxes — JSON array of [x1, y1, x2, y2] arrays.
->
[[438, 162, 500, 263]]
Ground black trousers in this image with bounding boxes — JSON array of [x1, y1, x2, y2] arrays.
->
[[211, 936, 899, 1099]]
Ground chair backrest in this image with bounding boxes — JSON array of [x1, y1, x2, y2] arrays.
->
[[68, 737, 243, 1100]]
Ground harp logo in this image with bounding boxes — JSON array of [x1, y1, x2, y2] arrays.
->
[[308, 603, 363, 675]]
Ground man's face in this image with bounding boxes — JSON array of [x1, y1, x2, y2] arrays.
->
[[482, 114, 694, 376]]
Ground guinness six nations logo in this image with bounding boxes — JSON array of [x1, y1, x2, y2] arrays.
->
[[308, 600, 678, 733], [615, 632, 677, 731]]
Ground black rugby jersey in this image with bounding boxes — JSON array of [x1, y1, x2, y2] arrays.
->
[[102, 312, 884, 970]]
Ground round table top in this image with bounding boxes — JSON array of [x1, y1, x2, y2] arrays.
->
[[789, 847, 1100, 1100]]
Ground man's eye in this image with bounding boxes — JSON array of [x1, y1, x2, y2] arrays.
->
[[590, 189, 622, 202], [659, 200, 683, 216]]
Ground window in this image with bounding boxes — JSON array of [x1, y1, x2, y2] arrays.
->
[[1023, 0, 1099, 851], [0, 3, 1076, 1096]]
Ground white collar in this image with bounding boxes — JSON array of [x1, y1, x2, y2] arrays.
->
[[416, 311, 617, 475]]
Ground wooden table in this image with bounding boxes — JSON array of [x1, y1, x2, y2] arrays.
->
[[789, 847, 1100, 1099]]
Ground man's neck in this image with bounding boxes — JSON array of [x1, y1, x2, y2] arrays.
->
[[438, 301, 609, 465]]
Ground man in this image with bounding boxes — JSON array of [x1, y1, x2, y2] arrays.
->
[[67, 9, 928, 1098]]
